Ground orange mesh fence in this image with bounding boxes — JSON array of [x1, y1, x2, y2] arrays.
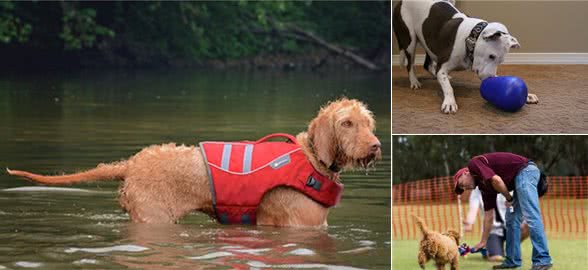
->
[[392, 176, 588, 240]]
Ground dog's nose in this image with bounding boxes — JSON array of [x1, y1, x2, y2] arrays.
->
[[369, 140, 381, 154]]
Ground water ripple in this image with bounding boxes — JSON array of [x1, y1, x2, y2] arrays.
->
[[247, 260, 366, 270], [286, 248, 315, 256], [358, 240, 376, 246], [2, 186, 94, 193], [73, 259, 99, 265], [188, 251, 233, 260], [230, 248, 271, 255], [65, 244, 149, 254], [14, 261, 42, 268]]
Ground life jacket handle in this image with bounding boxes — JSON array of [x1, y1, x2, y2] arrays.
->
[[254, 133, 298, 144]]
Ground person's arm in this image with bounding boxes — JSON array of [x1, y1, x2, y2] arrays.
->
[[490, 175, 513, 203], [474, 209, 494, 250]]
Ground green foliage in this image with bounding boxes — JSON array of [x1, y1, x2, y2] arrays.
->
[[0, 2, 31, 43], [303, 1, 390, 50], [60, 7, 114, 50], [0, 1, 389, 66], [393, 136, 588, 184]]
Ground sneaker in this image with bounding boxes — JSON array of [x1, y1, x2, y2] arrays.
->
[[530, 264, 553, 270], [493, 264, 520, 269]]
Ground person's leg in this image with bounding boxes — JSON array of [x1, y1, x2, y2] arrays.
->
[[520, 221, 530, 242], [487, 233, 505, 261], [515, 164, 552, 266], [502, 191, 523, 267]]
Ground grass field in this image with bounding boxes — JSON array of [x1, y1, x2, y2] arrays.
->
[[393, 238, 588, 270], [392, 199, 588, 268]]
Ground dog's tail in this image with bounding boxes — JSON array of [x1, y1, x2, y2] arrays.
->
[[6, 161, 127, 185], [412, 214, 430, 236]]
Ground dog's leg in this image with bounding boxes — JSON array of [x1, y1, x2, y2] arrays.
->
[[418, 250, 428, 269], [437, 65, 458, 114], [436, 263, 445, 270], [399, 49, 407, 68], [119, 177, 181, 224], [424, 55, 450, 80], [257, 187, 329, 227], [393, 1, 420, 89], [125, 203, 177, 223], [526, 93, 539, 104], [407, 39, 422, 89], [424, 53, 437, 78], [450, 258, 458, 270]]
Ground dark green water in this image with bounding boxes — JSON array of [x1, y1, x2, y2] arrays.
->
[[0, 70, 390, 269]]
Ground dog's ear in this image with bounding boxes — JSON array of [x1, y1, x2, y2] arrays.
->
[[308, 109, 336, 168]]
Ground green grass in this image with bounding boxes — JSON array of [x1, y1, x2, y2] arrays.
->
[[393, 238, 588, 270]]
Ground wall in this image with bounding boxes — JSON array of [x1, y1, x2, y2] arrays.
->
[[392, 1, 588, 55]]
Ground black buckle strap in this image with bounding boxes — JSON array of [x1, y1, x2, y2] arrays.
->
[[306, 176, 322, 191]]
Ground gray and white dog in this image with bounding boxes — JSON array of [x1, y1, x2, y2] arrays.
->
[[393, 0, 538, 114]]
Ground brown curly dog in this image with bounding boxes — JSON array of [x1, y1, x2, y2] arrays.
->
[[7, 98, 381, 227], [413, 215, 460, 270]]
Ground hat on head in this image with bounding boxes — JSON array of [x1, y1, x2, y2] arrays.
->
[[453, 167, 469, 194]]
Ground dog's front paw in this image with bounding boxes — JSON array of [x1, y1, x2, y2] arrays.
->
[[441, 98, 458, 114], [410, 78, 422, 89], [526, 93, 539, 104]]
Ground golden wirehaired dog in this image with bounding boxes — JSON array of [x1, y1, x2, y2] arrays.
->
[[7, 98, 381, 227], [413, 215, 460, 270]]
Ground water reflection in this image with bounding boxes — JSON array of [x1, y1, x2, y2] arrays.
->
[[98, 223, 356, 269]]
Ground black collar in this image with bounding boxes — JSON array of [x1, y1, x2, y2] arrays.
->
[[328, 162, 341, 173], [465, 21, 488, 66]]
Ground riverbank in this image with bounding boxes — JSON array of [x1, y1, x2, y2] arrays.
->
[[1, 48, 390, 72]]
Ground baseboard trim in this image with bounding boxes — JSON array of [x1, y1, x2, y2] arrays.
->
[[392, 53, 588, 65]]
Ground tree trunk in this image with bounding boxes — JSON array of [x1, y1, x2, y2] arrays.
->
[[286, 25, 381, 71]]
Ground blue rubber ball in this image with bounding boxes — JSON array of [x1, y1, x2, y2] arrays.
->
[[480, 76, 528, 112]]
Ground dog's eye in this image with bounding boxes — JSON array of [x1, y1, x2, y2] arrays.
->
[[489, 54, 496, 60], [341, 120, 353, 128]]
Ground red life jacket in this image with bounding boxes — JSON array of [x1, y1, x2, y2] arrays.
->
[[199, 133, 344, 225]]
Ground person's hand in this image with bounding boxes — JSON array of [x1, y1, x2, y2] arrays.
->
[[463, 222, 473, 232], [473, 241, 486, 251], [505, 193, 514, 207]]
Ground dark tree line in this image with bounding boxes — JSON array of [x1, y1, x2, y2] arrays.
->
[[0, 1, 390, 69], [393, 136, 588, 184]]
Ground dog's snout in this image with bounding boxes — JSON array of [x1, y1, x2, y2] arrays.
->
[[369, 140, 381, 154]]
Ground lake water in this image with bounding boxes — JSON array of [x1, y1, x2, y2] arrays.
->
[[0, 70, 390, 269]]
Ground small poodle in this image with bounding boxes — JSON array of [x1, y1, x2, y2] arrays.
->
[[413, 215, 460, 270]]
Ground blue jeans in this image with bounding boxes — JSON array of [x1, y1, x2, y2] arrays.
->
[[503, 162, 552, 266]]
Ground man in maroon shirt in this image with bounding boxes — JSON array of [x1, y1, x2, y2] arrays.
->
[[454, 152, 552, 270]]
